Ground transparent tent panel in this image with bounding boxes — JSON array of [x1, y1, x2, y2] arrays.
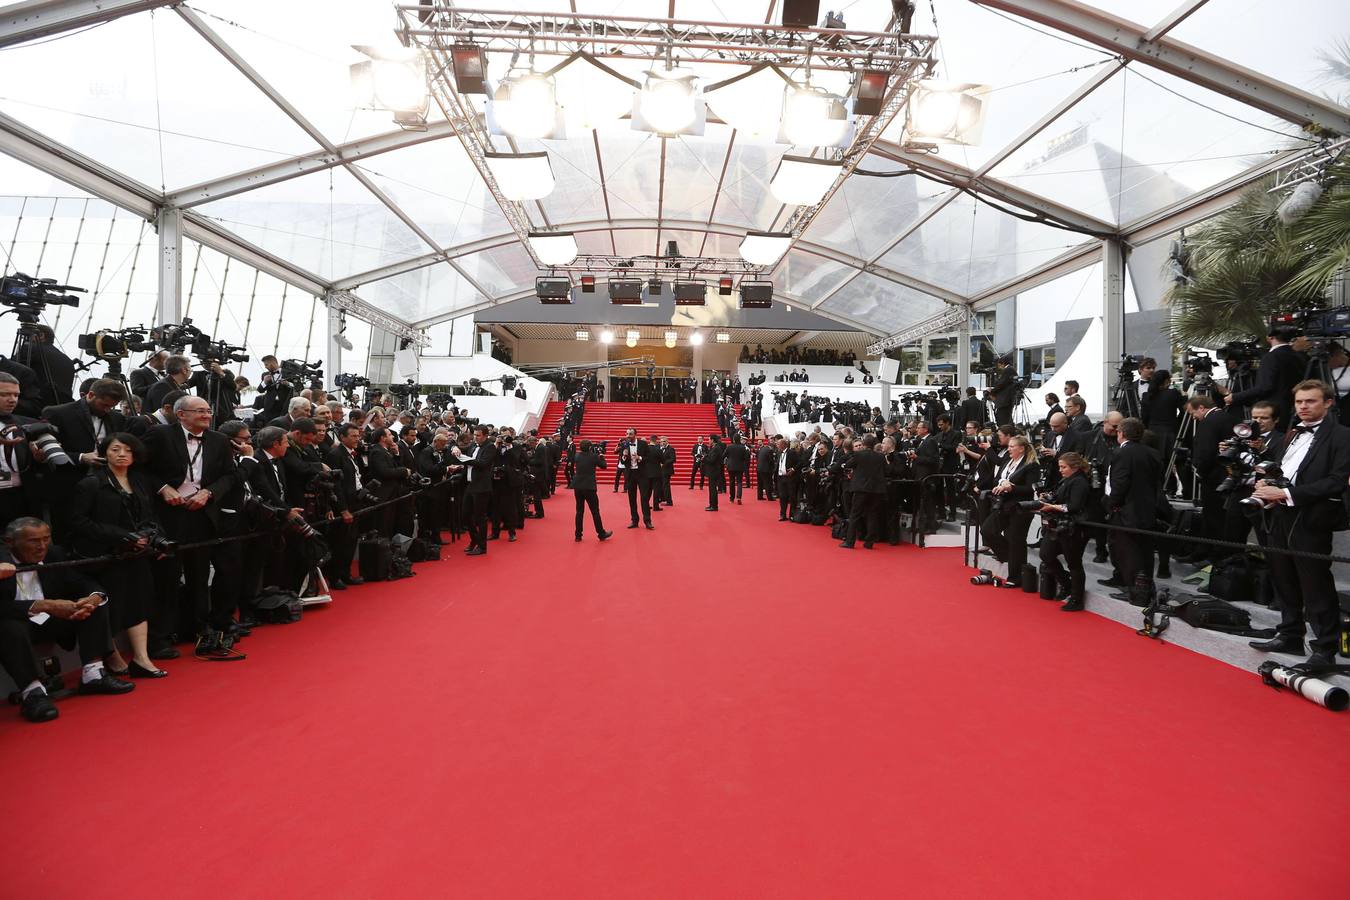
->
[[0, 11, 325, 191], [197, 165, 430, 281], [1168, 0, 1350, 103], [879, 190, 1093, 295], [815, 275, 948, 333], [358, 262, 486, 324], [776, 250, 856, 302], [527, 135, 606, 226], [353, 138, 511, 250], [989, 66, 1296, 225], [452, 242, 540, 298], [807, 169, 954, 261]]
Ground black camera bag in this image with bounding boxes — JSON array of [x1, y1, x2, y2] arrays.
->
[[358, 534, 392, 582], [1206, 555, 1255, 604], [1169, 597, 1264, 636], [408, 536, 441, 562], [254, 587, 302, 624], [793, 504, 812, 525]]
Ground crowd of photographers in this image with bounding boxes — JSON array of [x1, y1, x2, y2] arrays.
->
[[0, 325, 594, 723]]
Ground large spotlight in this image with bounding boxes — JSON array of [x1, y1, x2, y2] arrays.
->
[[664, 330, 678, 349], [704, 65, 786, 141], [908, 81, 988, 145], [535, 276, 572, 305], [451, 45, 488, 94], [575, 328, 590, 341], [491, 72, 558, 140], [739, 280, 774, 308], [608, 280, 643, 305], [528, 231, 578, 266], [600, 329, 614, 343], [351, 47, 429, 127], [740, 231, 792, 266], [626, 329, 640, 348], [636, 69, 702, 135], [689, 332, 704, 346], [770, 155, 842, 206], [782, 84, 850, 148], [485, 151, 555, 201]]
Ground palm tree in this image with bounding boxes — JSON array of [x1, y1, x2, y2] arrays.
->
[[1164, 46, 1350, 347]]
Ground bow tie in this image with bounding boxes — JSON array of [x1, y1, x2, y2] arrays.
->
[[186, 433, 202, 442], [1293, 423, 1321, 436]]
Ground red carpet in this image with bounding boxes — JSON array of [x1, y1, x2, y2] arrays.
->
[[538, 401, 728, 484], [1, 483, 1344, 897]]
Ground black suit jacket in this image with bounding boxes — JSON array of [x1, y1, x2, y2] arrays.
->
[[0, 356, 43, 418], [69, 469, 158, 557], [42, 399, 127, 460], [1231, 343, 1305, 427], [844, 448, 887, 494], [327, 444, 366, 510], [139, 423, 236, 519], [129, 365, 161, 398], [724, 443, 750, 473], [17, 342, 75, 407], [1067, 413, 1094, 435], [1272, 420, 1350, 530], [458, 440, 498, 494], [756, 444, 775, 472], [0, 546, 101, 620], [958, 397, 986, 426], [365, 445, 409, 501], [571, 449, 607, 491], [1107, 440, 1161, 528], [1192, 407, 1236, 483], [988, 368, 1016, 409], [701, 441, 726, 476]]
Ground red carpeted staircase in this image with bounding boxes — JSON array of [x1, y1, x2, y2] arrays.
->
[[538, 401, 725, 484]]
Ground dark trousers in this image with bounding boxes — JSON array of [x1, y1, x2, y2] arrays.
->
[[1267, 510, 1338, 653], [574, 489, 604, 537], [1109, 519, 1154, 587], [1196, 479, 1225, 558], [325, 518, 359, 583], [707, 472, 724, 509], [626, 471, 651, 525], [777, 475, 796, 518], [29, 602, 114, 665], [727, 471, 744, 502], [844, 491, 883, 545], [0, 617, 42, 686], [650, 475, 664, 510], [689, 465, 705, 489], [614, 465, 624, 491], [661, 474, 673, 504], [994, 405, 1013, 426], [1040, 526, 1087, 600], [982, 508, 1033, 582], [466, 491, 491, 549], [757, 470, 775, 499]]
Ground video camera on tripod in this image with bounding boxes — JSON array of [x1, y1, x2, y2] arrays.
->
[[387, 378, 421, 403], [77, 327, 156, 362], [0, 272, 84, 321], [279, 358, 322, 391], [334, 372, 370, 401]]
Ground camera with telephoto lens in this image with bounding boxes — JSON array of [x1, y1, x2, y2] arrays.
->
[[1, 421, 72, 466], [971, 569, 1004, 586], [122, 524, 176, 558], [1238, 463, 1289, 509], [78, 327, 155, 361], [244, 493, 321, 538], [1215, 421, 1266, 493], [354, 478, 383, 506]]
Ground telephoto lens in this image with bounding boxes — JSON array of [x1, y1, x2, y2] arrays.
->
[[971, 569, 997, 586]]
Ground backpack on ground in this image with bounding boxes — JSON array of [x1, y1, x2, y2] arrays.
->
[[408, 536, 441, 562], [358, 533, 392, 582], [254, 587, 303, 624], [1170, 597, 1266, 637]]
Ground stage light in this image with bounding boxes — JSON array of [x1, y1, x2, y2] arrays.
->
[[854, 69, 889, 117], [770, 155, 842, 206], [689, 332, 704, 345], [580, 275, 596, 293], [528, 231, 578, 266], [718, 276, 734, 295], [575, 329, 590, 340], [715, 332, 730, 343], [740, 231, 792, 266], [600, 329, 614, 343], [664, 331, 677, 348], [637, 69, 700, 134], [609, 280, 643, 304], [739, 280, 774, 308], [491, 72, 558, 140], [451, 45, 488, 94], [908, 81, 988, 145], [351, 47, 429, 126], [782, 84, 850, 148], [705, 64, 791, 141], [648, 277, 664, 295], [535, 276, 572, 304], [674, 280, 706, 305], [626, 329, 640, 348], [781, 0, 821, 27], [485, 151, 555, 201]]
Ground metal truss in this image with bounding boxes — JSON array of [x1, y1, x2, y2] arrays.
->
[[542, 254, 764, 277], [325, 290, 429, 346], [0, 0, 174, 49], [972, 0, 1350, 136], [396, 6, 934, 69], [866, 305, 972, 355]]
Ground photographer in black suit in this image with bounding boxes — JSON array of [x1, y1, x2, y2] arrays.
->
[[129, 349, 167, 398], [16, 323, 75, 408], [756, 439, 777, 500], [1247, 380, 1350, 671], [570, 440, 613, 542], [703, 433, 726, 512], [774, 438, 800, 521], [980, 435, 1041, 587], [140, 396, 241, 659], [839, 434, 886, 549], [1227, 324, 1306, 429], [1034, 452, 1093, 611], [1180, 394, 1235, 566], [0, 373, 43, 523], [658, 436, 676, 507], [986, 358, 1017, 426], [959, 386, 986, 428], [449, 425, 497, 555], [43, 378, 129, 542], [326, 423, 367, 587], [1103, 417, 1162, 604]]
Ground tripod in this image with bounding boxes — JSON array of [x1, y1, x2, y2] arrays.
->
[[1110, 366, 1141, 419]]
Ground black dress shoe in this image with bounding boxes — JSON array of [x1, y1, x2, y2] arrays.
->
[[598, 530, 613, 541], [705, 506, 717, 511], [508, 533, 517, 542], [1092, 552, 1109, 564], [1298, 652, 1338, 673], [465, 547, 486, 556], [128, 661, 168, 679], [79, 673, 135, 695], [148, 645, 180, 661], [627, 522, 640, 529], [329, 580, 347, 591], [1249, 636, 1305, 654], [1097, 576, 1125, 587], [345, 576, 365, 586], [20, 689, 58, 722], [778, 516, 788, 521], [644, 523, 655, 530], [1060, 599, 1085, 612], [575, 535, 583, 542], [237, 614, 261, 628], [839, 542, 854, 549]]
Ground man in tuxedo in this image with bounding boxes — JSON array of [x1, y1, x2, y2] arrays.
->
[[0, 373, 43, 523], [42, 378, 129, 541], [775, 438, 800, 521], [449, 425, 497, 555], [724, 433, 750, 504], [756, 438, 777, 500], [621, 434, 654, 528], [688, 435, 707, 490], [1103, 417, 1162, 604], [0, 354, 43, 418], [658, 435, 676, 507], [0, 518, 134, 723], [1228, 325, 1306, 429], [268, 396, 313, 431], [1181, 395, 1236, 565], [840, 435, 886, 548], [958, 387, 986, 428], [1036, 412, 1077, 489], [363, 428, 408, 539], [614, 428, 635, 492], [143, 354, 211, 417], [1247, 380, 1350, 671], [129, 349, 168, 398], [141, 396, 242, 659], [703, 433, 727, 511], [570, 439, 612, 542], [326, 423, 368, 586], [1064, 395, 1093, 435]]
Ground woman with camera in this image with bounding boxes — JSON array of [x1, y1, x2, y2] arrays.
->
[[979, 434, 1041, 588], [1034, 452, 1092, 611], [69, 432, 168, 679]]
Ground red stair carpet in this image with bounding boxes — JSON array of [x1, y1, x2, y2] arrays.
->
[[1, 486, 1343, 897], [538, 400, 731, 484]]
